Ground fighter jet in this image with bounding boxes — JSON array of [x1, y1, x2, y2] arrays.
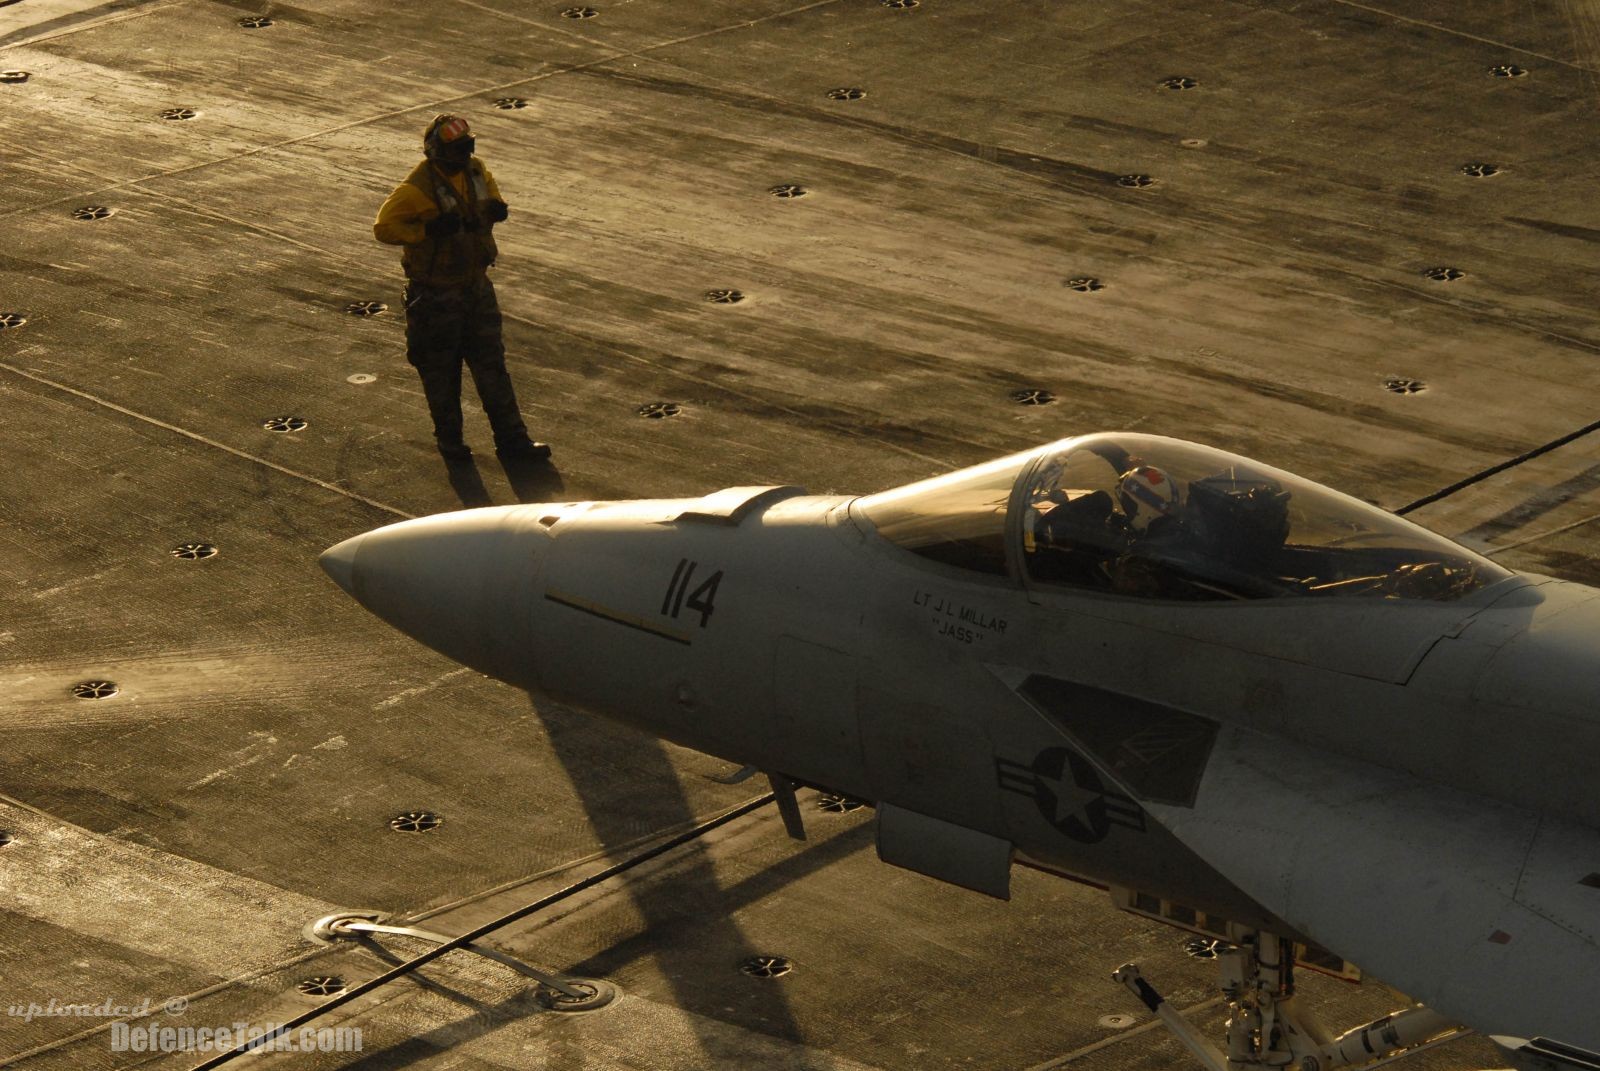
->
[[322, 432, 1600, 1071]]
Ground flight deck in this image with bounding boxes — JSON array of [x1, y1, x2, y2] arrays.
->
[[4, 1, 1600, 1067]]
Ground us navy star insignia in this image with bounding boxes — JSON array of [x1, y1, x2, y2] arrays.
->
[[996, 747, 1146, 843]]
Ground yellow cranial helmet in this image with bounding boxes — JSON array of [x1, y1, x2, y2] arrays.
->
[[423, 114, 474, 157]]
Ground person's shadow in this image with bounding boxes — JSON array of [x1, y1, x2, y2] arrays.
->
[[500, 454, 565, 504], [442, 455, 494, 508], [440, 454, 564, 508]]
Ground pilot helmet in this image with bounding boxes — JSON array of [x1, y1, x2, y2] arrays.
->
[[1117, 465, 1181, 531]]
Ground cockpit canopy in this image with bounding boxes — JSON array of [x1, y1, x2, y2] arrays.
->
[[855, 433, 1510, 602]]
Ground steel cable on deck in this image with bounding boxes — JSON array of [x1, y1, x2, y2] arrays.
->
[[1394, 416, 1600, 515], [188, 793, 775, 1070]]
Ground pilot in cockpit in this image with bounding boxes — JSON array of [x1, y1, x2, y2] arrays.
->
[[1031, 459, 1191, 592], [1031, 446, 1298, 598], [1105, 464, 1200, 596], [1015, 433, 1495, 602]]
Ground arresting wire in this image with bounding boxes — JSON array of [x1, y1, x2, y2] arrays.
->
[[1394, 416, 1600, 516], [188, 792, 776, 1070]]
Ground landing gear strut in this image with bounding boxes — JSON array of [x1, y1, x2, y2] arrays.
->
[[1115, 930, 1458, 1070]]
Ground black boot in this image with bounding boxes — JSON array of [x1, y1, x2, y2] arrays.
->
[[437, 438, 473, 463], [495, 439, 551, 462]]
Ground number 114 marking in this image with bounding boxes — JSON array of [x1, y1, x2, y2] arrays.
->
[[661, 558, 724, 628]]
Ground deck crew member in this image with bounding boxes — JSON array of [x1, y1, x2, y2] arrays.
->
[[374, 114, 549, 463]]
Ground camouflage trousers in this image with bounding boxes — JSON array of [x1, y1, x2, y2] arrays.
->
[[403, 277, 530, 449]]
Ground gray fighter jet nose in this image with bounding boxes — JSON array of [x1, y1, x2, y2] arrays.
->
[[321, 506, 550, 688], [319, 534, 362, 596]]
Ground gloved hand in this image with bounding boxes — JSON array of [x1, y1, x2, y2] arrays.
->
[[486, 201, 509, 224], [424, 212, 462, 237]]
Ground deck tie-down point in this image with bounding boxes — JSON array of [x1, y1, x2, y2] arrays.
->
[[306, 911, 600, 1005]]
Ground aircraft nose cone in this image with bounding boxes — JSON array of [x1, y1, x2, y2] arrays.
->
[[319, 533, 362, 597], [321, 506, 549, 688]]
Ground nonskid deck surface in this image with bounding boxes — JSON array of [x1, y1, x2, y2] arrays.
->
[[3, 0, 1597, 1067]]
